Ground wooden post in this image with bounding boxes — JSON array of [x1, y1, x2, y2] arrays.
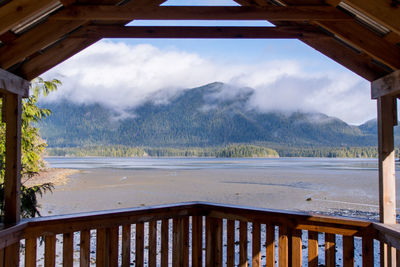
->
[[377, 95, 397, 266], [2, 93, 22, 266]]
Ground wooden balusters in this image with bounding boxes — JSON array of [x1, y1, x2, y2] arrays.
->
[[291, 229, 302, 267], [173, 217, 189, 266], [266, 225, 275, 267], [161, 219, 169, 267], [80, 230, 90, 267], [192, 216, 203, 267], [343, 236, 354, 267], [136, 223, 144, 267], [45, 235, 56, 267], [96, 228, 107, 266], [25, 237, 36, 267], [252, 222, 261, 267], [227, 219, 235, 267], [149, 221, 157, 267], [239, 221, 248, 267], [122, 225, 131, 267], [63, 233, 74, 267], [325, 233, 335, 267], [362, 235, 374, 267], [206, 217, 222, 267], [279, 226, 288, 267], [308, 231, 318, 267]]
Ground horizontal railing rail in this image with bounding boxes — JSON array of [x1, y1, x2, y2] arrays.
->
[[0, 201, 398, 266]]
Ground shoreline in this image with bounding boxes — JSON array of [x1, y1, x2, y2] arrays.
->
[[22, 168, 80, 187]]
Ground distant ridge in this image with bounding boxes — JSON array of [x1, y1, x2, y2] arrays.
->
[[39, 82, 379, 148]]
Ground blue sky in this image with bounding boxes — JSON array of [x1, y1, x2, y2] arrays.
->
[[43, 0, 375, 125]]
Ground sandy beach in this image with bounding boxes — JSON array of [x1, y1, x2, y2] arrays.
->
[[37, 160, 398, 220]]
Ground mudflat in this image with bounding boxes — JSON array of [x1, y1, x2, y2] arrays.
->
[[38, 165, 399, 220]]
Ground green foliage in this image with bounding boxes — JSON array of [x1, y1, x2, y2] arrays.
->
[[216, 145, 279, 158], [46, 145, 279, 158], [0, 78, 60, 220]]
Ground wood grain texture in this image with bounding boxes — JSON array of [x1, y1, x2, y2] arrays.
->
[[72, 25, 327, 40], [343, 236, 354, 267], [161, 219, 169, 267], [0, 0, 59, 35], [377, 96, 397, 224], [96, 228, 107, 267], [252, 222, 261, 267], [135, 223, 144, 267], [325, 233, 335, 267], [192, 216, 203, 267], [362, 235, 374, 267], [291, 229, 302, 267], [149, 221, 157, 267], [108, 227, 119, 266], [121, 224, 131, 267], [266, 225, 275, 267], [80, 230, 90, 267], [372, 70, 400, 99], [45, 235, 56, 267], [308, 231, 318, 267], [279, 226, 288, 267], [227, 220, 235, 267], [0, 68, 29, 97], [63, 233, 73, 267], [52, 5, 352, 21], [25, 237, 36, 267], [3, 93, 22, 227], [240, 221, 248, 267]]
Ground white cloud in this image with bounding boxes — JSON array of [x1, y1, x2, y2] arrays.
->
[[43, 40, 374, 125]]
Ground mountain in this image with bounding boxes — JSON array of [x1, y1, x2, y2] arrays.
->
[[38, 82, 378, 148]]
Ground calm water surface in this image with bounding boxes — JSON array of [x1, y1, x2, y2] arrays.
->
[[45, 157, 384, 171]]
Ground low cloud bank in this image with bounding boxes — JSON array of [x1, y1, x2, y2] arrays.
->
[[43, 40, 374, 125]]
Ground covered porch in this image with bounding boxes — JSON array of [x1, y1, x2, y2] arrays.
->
[[1, 0, 400, 266]]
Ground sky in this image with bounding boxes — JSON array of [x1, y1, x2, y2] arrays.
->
[[42, 0, 376, 125]]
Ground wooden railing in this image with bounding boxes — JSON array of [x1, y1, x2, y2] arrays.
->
[[0, 201, 398, 266]]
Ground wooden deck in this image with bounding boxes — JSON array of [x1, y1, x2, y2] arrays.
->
[[0, 201, 398, 266]]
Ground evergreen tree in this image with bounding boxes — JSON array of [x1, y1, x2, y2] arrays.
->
[[0, 78, 60, 220]]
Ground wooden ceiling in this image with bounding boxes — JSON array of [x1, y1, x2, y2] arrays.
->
[[0, 0, 399, 82]]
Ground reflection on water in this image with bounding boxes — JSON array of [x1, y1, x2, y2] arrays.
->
[[45, 157, 382, 171]]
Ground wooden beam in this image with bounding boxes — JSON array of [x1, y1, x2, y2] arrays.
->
[[71, 25, 328, 39], [0, 0, 60, 36], [0, 20, 85, 70], [316, 21, 400, 70], [15, 0, 168, 80], [3, 93, 22, 226], [377, 95, 398, 267], [342, 0, 400, 36], [371, 70, 400, 99], [18, 36, 100, 80], [234, 0, 390, 81], [51, 5, 353, 21], [377, 95, 397, 224], [0, 68, 29, 97]]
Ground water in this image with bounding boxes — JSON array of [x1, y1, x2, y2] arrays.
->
[[45, 157, 382, 171]]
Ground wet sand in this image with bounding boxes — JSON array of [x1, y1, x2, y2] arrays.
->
[[38, 166, 398, 220]]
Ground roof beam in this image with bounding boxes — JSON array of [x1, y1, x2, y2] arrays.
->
[[51, 5, 353, 21], [18, 37, 100, 81], [0, 68, 29, 97], [0, 0, 60, 36], [0, 20, 85, 70], [234, 0, 390, 81], [372, 70, 400, 99], [70, 25, 328, 39], [342, 0, 400, 36], [316, 21, 400, 70]]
